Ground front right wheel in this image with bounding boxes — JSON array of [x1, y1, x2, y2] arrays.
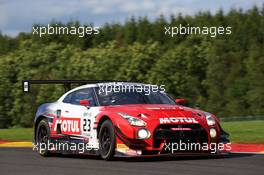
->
[[99, 120, 116, 160]]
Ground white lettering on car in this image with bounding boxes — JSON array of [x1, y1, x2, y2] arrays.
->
[[53, 118, 81, 134], [159, 117, 198, 124]]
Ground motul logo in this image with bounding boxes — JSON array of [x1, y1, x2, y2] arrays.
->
[[54, 118, 81, 134], [160, 117, 198, 124]]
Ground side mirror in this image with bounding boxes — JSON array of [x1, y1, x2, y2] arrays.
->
[[175, 98, 187, 105], [79, 99, 90, 107]]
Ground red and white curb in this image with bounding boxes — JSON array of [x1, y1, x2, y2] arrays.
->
[[230, 143, 264, 154]]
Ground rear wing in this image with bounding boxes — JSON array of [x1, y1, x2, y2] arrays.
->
[[22, 80, 127, 93]]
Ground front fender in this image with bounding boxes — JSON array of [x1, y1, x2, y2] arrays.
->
[[96, 112, 136, 139]]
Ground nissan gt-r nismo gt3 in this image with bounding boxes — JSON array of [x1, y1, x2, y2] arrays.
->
[[34, 82, 229, 160]]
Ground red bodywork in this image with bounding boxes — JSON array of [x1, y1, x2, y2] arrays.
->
[[95, 104, 221, 154]]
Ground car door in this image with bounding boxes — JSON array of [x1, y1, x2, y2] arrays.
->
[[56, 88, 100, 147]]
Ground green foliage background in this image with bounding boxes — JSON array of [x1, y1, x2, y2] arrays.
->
[[0, 6, 264, 128]]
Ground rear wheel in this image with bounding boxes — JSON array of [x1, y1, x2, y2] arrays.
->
[[99, 120, 116, 160], [36, 119, 51, 156]]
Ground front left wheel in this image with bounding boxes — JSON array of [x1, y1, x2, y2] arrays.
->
[[99, 120, 116, 160]]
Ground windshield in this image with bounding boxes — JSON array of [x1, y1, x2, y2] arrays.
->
[[95, 87, 175, 106]]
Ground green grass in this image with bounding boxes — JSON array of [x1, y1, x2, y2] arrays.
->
[[0, 128, 33, 141], [0, 120, 263, 143], [221, 120, 264, 143]]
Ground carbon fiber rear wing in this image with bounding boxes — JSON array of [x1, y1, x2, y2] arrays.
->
[[22, 80, 127, 93]]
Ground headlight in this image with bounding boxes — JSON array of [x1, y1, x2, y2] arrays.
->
[[210, 128, 217, 138], [204, 112, 216, 126], [137, 128, 151, 139], [118, 112, 146, 126]]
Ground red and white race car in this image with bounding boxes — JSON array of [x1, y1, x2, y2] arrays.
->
[[33, 82, 229, 160]]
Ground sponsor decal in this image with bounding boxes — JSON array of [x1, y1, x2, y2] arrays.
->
[[147, 107, 181, 110], [160, 117, 198, 124], [171, 127, 192, 131], [116, 144, 142, 155], [117, 144, 129, 149], [53, 118, 81, 135]]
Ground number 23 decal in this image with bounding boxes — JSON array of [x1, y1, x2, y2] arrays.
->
[[83, 118, 91, 132]]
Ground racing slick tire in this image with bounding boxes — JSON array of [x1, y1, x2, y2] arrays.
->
[[36, 118, 51, 157], [99, 120, 116, 160]]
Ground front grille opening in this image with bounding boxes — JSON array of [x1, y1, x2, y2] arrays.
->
[[153, 124, 208, 152]]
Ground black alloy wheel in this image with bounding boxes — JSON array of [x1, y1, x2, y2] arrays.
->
[[36, 119, 51, 156], [99, 120, 116, 160]]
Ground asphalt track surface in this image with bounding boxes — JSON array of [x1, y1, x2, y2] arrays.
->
[[0, 148, 263, 175]]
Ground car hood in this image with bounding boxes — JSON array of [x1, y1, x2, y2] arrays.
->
[[103, 104, 207, 124]]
